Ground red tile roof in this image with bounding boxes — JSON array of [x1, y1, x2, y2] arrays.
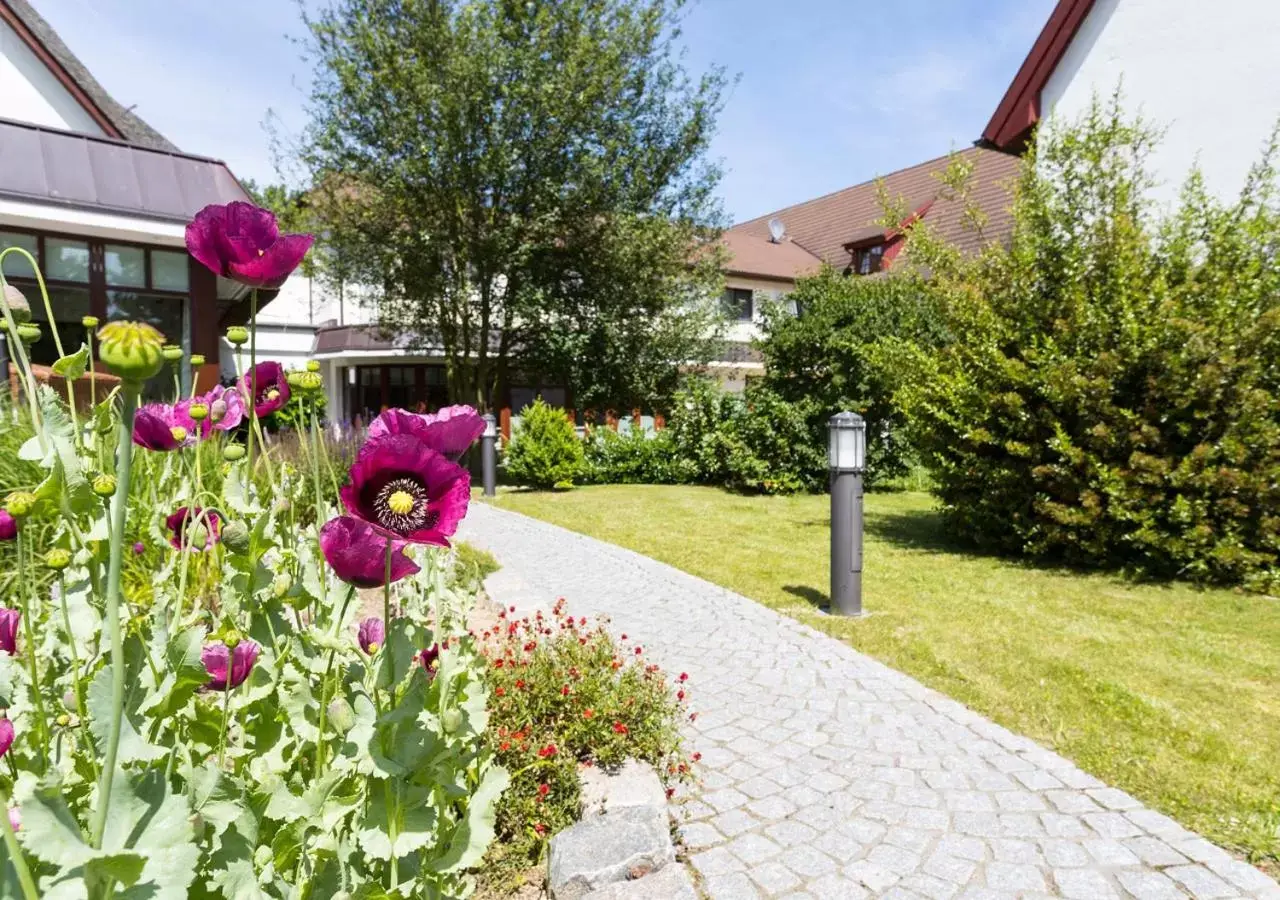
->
[[727, 146, 1021, 277], [720, 229, 823, 282]]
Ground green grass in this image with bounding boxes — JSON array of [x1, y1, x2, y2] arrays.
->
[[489, 485, 1280, 866]]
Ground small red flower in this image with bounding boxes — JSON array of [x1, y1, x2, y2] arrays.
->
[[538, 783, 550, 798], [692, 752, 702, 762], [538, 744, 557, 759], [678, 672, 688, 683], [583, 708, 594, 719], [612, 722, 629, 735], [500, 741, 511, 751], [560, 685, 570, 696], [610, 659, 621, 670], [620, 634, 628, 640], [634, 646, 642, 655], [534, 822, 547, 836], [677, 690, 686, 701], [495, 687, 506, 698], [515, 679, 526, 690]]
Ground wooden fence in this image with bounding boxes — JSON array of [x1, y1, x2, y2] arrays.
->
[[497, 407, 666, 440]]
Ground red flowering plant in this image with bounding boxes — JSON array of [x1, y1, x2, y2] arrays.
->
[[477, 597, 692, 877]]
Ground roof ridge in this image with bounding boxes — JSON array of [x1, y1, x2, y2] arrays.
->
[[729, 145, 987, 231]]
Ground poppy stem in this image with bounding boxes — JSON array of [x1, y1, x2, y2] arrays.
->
[[57, 572, 98, 784], [14, 533, 48, 772], [0, 786, 38, 900], [383, 541, 393, 683], [90, 381, 139, 850], [218, 680, 234, 768]]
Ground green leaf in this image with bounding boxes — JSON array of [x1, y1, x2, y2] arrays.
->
[[87, 665, 166, 764], [15, 782, 93, 869], [85, 851, 146, 888], [208, 858, 267, 900], [51, 343, 90, 379], [432, 763, 510, 873], [138, 627, 208, 719], [106, 769, 200, 899]]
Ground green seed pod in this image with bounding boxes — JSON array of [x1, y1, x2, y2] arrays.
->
[[81, 315, 99, 329], [4, 491, 36, 518], [222, 443, 246, 462], [189, 354, 206, 367], [3, 284, 31, 325], [442, 709, 463, 734], [226, 326, 249, 346], [56, 713, 70, 727], [188, 403, 209, 422], [91, 473, 117, 497], [296, 371, 324, 393], [97, 321, 166, 382], [306, 359, 321, 373], [327, 698, 355, 735], [221, 628, 243, 651], [162, 344, 183, 362], [221, 520, 250, 555], [286, 370, 305, 388], [44, 548, 72, 571], [272, 572, 292, 599], [16, 323, 41, 344]]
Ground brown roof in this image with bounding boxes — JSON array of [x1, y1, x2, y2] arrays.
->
[[720, 229, 822, 282], [729, 146, 1021, 273]]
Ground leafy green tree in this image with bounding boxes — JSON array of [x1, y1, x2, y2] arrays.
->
[[297, 0, 729, 410], [897, 94, 1280, 587]]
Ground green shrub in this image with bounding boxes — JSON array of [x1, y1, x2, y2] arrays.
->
[[666, 376, 731, 483], [581, 425, 695, 485], [757, 267, 948, 486], [479, 599, 691, 880], [718, 383, 827, 494], [504, 398, 585, 488], [898, 94, 1280, 587]]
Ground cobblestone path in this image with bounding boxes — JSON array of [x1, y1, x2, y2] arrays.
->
[[459, 502, 1280, 900]]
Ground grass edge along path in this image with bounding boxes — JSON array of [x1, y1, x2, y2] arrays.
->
[[487, 484, 1280, 870]]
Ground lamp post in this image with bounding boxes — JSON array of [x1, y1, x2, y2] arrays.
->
[[828, 412, 866, 617], [481, 413, 497, 497]]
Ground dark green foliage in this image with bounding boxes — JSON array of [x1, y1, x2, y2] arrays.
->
[[665, 376, 731, 484], [898, 95, 1280, 588], [581, 426, 695, 485], [504, 399, 585, 489], [757, 268, 949, 486]]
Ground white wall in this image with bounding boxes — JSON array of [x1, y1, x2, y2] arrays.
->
[[723, 274, 794, 344], [0, 19, 104, 134], [1041, 0, 1280, 211]]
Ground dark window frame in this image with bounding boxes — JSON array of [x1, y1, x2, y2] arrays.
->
[[851, 243, 884, 276], [721, 286, 753, 321]]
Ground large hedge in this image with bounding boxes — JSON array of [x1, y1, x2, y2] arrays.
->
[[897, 97, 1280, 587]]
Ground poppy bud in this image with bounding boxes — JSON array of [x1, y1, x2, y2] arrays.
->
[[91, 474, 117, 497], [81, 315, 99, 329], [190, 354, 206, 367], [253, 845, 272, 870], [45, 548, 72, 571], [221, 520, 250, 555], [306, 360, 321, 373], [3, 284, 30, 324], [162, 344, 183, 362], [16, 323, 41, 344], [327, 698, 355, 734], [442, 709, 462, 734], [226, 326, 249, 346], [132, 541, 145, 555], [222, 443, 245, 462], [97, 321, 166, 382], [62, 691, 77, 711], [272, 572, 292, 599], [4, 492, 36, 519], [188, 403, 209, 422]]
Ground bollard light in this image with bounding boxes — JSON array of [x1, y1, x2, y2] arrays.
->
[[481, 413, 497, 497], [828, 412, 866, 616]]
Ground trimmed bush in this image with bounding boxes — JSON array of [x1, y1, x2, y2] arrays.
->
[[504, 398, 585, 488], [581, 424, 695, 485], [898, 95, 1280, 587]]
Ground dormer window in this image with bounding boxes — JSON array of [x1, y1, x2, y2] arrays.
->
[[852, 244, 884, 275]]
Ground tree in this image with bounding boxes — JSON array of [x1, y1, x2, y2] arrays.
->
[[298, 0, 729, 410]]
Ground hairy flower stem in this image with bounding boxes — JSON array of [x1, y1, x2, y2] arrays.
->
[[218, 682, 233, 768], [15, 534, 49, 771], [315, 586, 357, 778], [0, 787, 38, 900], [58, 573, 98, 783], [309, 408, 328, 614], [90, 382, 139, 849], [381, 541, 399, 888]]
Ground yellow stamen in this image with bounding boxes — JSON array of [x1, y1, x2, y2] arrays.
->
[[170, 426, 188, 442], [267, 389, 280, 401], [387, 490, 415, 516], [368, 642, 380, 654]]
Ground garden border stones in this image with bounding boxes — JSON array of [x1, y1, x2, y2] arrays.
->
[[547, 760, 695, 899]]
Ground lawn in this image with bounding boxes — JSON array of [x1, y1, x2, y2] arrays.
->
[[488, 485, 1280, 867]]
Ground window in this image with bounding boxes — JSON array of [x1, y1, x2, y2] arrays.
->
[[720, 287, 753, 321], [26, 286, 91, 367], [852, 244, 884, 276], [46, 238, 90, 282], [0, 232, 37, 278], [151, 250, 189, 292], [107, 291, 186, 399], [105, 244, 147, 287]]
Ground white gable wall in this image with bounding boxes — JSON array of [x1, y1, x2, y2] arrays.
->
[[0, 17, 103, 134], [1041, 0, 1280, 212]]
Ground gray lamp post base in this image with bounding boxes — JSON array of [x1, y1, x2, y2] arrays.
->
[[830, 470, 864, 616]]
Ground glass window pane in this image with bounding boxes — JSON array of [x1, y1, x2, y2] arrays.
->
[[0, 232, 37, 278], [26, 286, 91, 366], [46, 239, 89, 282], [105, 244, 146, 287], [106, 291, 185, 400], [151, 250, 189, 292]]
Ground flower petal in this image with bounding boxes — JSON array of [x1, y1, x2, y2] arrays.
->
[[227, 233, 315, 289], [320, 517, 420, 587]]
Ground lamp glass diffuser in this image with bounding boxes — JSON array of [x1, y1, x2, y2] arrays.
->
[[482, 413, 497, 438], [828, 412, 866, 472]]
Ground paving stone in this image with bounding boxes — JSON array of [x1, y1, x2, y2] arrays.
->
[[464, 504, 1280, 900], [548, 806, 675, 900], [580, 863, 697, 899], [727, 832, 783, 866], [578, 760, 668, 816]]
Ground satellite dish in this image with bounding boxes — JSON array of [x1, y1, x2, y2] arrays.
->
[[767, 217, 786, 243]]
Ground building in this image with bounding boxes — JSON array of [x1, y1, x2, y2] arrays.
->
[[0, 0, 262, 398], [983, 0, 1280, 208]]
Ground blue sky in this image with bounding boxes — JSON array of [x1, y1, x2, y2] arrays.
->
[[33, 0, 1053, 222]]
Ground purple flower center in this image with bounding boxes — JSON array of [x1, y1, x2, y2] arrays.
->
[[372, 475, 438, 535]]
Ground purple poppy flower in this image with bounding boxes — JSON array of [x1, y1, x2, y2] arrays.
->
[[339, 434, 470, 545], [0, 609, 18, 655], [240, 361, 290, 418], [202, 640, 260, 691], [205, 384, 245, 431], [358, 616, 386, 655], [133, 403, 187, 451], [0, 719, 12, 758], [173, 398, 212, 440], [420, 643, 441, 680], [367, 405, 486, 461], [320, 517, 420, 588], [0, 510, 15, 542], [165, 507, 222, 551], [185, 201, 314, 290]]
